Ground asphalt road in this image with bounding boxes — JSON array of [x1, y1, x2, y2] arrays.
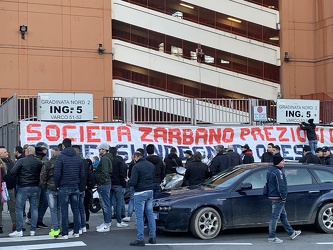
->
[[1, 205, 333, 250]]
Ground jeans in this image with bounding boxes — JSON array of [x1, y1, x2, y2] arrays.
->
[[97, 184, 111, 224], [127, 187, 134, 217], [153, 183, 162, 199], [15, 186, 41, 232], [309, 140, 318, 155], [121, 188, 126, 216], [269, 200, 294, 238], [58, 186, 80, 236], [110, 185, 123, 223], [0, 188, 16, 227], [78, 191, 86, 229], [38, 189, 49, 223], [134, 190, 156, 241], [46, 190, 60, 230]]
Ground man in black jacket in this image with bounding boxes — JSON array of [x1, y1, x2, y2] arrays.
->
[[109, 146, 128, 228], [9, 146, 43, 237], [299, 119, 317, 154], [261, 143, 274, 162], [209, 145, 232, 176], [299, 145, 321, 164], [146, 144, 165, 198], [164, 147, 182, 174], [129, 151, 156, 246], [226, 145, 242, 166], [241, 144, 254, 164], [54, 138, 84, 239], [0, 147, 17, 233]]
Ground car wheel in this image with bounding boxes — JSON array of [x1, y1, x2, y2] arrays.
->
[[316, 203, 333, 233], [190, 207, 221, 240]]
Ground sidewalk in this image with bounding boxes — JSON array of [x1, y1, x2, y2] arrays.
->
[[0, 202, 136, 237]]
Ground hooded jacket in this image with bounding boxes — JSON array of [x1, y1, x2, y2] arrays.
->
[[164, 153, 182, 174], [300, 122, 317, 141], [95, 152, 112, 186], [146, 154, 166, 183], [54, 147, 84, 188], [242, 150, 255, 164], [40, 156, 57, 191]]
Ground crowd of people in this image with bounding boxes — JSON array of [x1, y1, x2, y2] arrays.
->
[[0, 132, 332, 245]]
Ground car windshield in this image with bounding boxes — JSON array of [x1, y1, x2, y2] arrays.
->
[[203, 167, 251, 189]]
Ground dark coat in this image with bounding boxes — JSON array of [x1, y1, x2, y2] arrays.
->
[[266, 165, 287, 200], [11, 155, 42, 187], [2, 158, 16, 189], [261, 152, 274, 163], [146, 154, 166, 183], [129, 157, 154, 193], [299, 152, 321, 164], [300, 122, 317, 141], [324, 154, 333, 165], [184, 161, 209, 186], [40, 156, 58, 191], [209, 152, 233, 176], [242, 150, 255, 164], [164, 153, 182, 174], [95, 153, 112, 186], [111, 155, 127, 187], [54, 147, 84, 188], [226, 150, 242, 166]]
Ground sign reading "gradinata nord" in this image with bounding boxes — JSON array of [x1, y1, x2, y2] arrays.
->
[[37, 93, 93, 121]]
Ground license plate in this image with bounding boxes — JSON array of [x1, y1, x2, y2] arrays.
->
[[153, 213, 159, 220]]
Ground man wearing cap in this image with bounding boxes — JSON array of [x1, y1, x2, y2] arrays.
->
[[322, 146, 333, 165], [266, 155, 301, 243], [209, 145, 232, 176], [241, 144, 254, 164], [95, 142, 113, 233], [184, 150, 194, 167], [299, 145, 321, 164], [299, 119, 317, 154], [315, 147, 325, 164]]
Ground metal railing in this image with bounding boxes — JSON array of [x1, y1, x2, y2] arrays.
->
[[103, 97, 277, 125]]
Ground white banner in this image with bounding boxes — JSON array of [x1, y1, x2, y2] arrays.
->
[[20, 121, 333, 163]]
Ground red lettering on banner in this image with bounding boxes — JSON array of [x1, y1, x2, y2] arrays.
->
[[296, 127, 306, 142], [139, 127, 153, 142], [154, 127, 167, 143], [62, 125, 76, 140], [263, 127, 275, 141], [240, 128, 250, 140], [168, 128, 181, 144], [79, 126, 84, 142], [290, 127, 296, 142], [182, 129, 194, 145], [208, 129, 221, 144], [86, 126, 101, 143], [26, 124, 42, 141], [251, 127, 265, 141], [101, 126, 115, 142], [45, 125, 60, 142], [222, 128, 234, 143], [276, 127, 289, 142], [195, 128, 208, 144], [319, 128, 324, 143], [117, 126, 131, 142], [329, 129, 333, 143]]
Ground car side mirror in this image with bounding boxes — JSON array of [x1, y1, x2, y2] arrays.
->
[[240, 182, 253, 190]]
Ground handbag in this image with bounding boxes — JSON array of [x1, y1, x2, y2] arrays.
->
[[1, 181, 10, 202]]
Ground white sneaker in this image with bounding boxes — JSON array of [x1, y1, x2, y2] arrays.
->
[[290, 230, 301, 240], [30, 231, 35, 236], [122, 216, 131, 222], [96, 223, 105, 229], [96, 224, 110, 232], [117, 222, 128, 228], [57, 235, 68, 240], [9, 230, 23, 237], [69, 229, 82, 235], [81, 227, 87, 233], [268, 237, 283, 243]]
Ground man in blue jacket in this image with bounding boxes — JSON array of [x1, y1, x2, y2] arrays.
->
[[266, 155, 301, 243], [54, 138, 84, 239]]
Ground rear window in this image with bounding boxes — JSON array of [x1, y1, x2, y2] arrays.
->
[[313, 169, 333, 183]]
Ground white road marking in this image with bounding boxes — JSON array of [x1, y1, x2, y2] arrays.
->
[[146, 242, 253, 246], [0, 241, 86, 250], [0, 236, 54, 243], [316, 242, 333, 245]]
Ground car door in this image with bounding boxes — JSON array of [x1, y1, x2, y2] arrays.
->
[[230, 169, 271, 227], [284, 166, 322, 223]]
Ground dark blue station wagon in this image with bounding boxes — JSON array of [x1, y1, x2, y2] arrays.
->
[[153, 163, 333, 239]]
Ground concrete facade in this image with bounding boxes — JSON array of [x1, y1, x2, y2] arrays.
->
[[0, 0, 112, 121], [280, 0, 333, 99]]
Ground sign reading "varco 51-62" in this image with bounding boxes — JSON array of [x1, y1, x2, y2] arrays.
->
[[37, 93, 93, 121], [276, 99, 320, 124]]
